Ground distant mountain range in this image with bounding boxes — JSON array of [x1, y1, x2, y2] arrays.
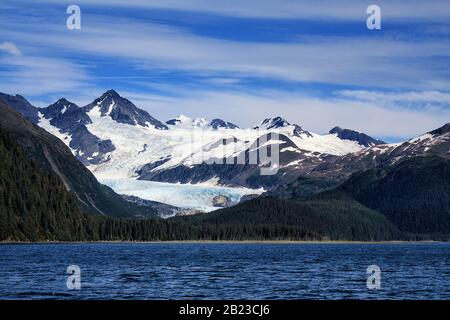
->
[[0, 90, 385, 190], [1, 90, 450, 241]]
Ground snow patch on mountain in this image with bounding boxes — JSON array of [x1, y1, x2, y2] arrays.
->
[[291, 133, 363, 156], [38, 112, 73, 147]]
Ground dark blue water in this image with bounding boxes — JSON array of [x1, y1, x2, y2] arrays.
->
[[1, 243, 450, 300]]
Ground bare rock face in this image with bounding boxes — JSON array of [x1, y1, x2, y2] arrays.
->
[[212, 195, 231, 207]]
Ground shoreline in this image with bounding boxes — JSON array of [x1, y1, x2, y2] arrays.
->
[[0, 240, 443, 245]]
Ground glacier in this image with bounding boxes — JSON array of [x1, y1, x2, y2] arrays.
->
[[99, 178, 264, 212]]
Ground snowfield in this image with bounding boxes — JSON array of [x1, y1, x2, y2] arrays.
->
[[86, 108, 364, 180]]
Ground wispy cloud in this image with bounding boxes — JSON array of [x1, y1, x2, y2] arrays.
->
[[338, 90, 450, 104], [4, 16, 450, 90], [0, 41, 21, 56], [0, 55, 91, 96]]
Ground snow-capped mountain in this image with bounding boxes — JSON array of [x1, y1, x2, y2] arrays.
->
[[254, 116, 312, 138], [37, 97, 115, 165], [165, 115, 210, 128], [329, 126, 385, 147], [273, 122, 450, 198], [0, 90, 397, 191], [85, 90, 168, 129], [209, 118, 239, 129], [166, 115, 239, 129], [255, 116, 291, 129]]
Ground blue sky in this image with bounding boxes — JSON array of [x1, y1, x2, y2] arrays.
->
[[1, 0, 450, 141]]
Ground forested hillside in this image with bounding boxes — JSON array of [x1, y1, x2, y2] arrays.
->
[[178, 193, 403, 241], [0, 128, 92, 241], [340, 156, 450, 235]]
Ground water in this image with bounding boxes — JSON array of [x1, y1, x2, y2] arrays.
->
[[1, 243, 450, 300], [99, 179, 263, 212]]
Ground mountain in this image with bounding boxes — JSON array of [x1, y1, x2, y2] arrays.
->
[[166, 115, 210, 128], [0, 93, 39, 124], [214, 152, 450, 238], [140, 132, 335, 189], [137, 115, 367, 189], [209, 118, 239, 129], [1, 90, 171, 166], [329, 126, 385, 147], [207, 157, 450, 239], [1, 90, 390, 195], [254, 116, 312, 138], [39, 98, 116, 165], [339, 156, 450, 235], [274, 122, 450, 198], [165, 116, 239, 129], [255, 116, 291, 129], [0, 99, 157, 218], [250, 121, 450, 236], [83, 90, 168, 129], [166, 116, 239, 130], [0, 124, 95, 241]]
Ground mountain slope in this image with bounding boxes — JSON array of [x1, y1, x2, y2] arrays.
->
[[0, 127, 90, 241], [210, 155, 450, 239], [0, 100, 157, 218], [274, 122, 450, 198], [39, 98, 116, 165], [0, 93, 39, 124], [340, 156, 450, 234]]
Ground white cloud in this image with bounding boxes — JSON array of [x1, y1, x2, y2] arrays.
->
[[4, 17, 450, 90], [0, 41, 21, 56], [0, 55, 91, 95], [338, 90, 450, 104]]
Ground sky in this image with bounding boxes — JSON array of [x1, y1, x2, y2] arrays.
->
[[1, 0, 450, 142]]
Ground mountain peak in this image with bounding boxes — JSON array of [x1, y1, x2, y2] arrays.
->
[[255, 116, 290, 129], [102, 89, 121, 98], [429, 123, 450, 136], [263, 116, 290, 129], [90, 90, 122, 109], [253, 116, 312, 138], [56, 97, 71, 104], [329, 126, 385, 147], [0, 92, 40, 124], [85, 90, 168, 130], [43, 98, 80, 120], [209, 118, 239, 129], [166, 116, 239, 129]]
